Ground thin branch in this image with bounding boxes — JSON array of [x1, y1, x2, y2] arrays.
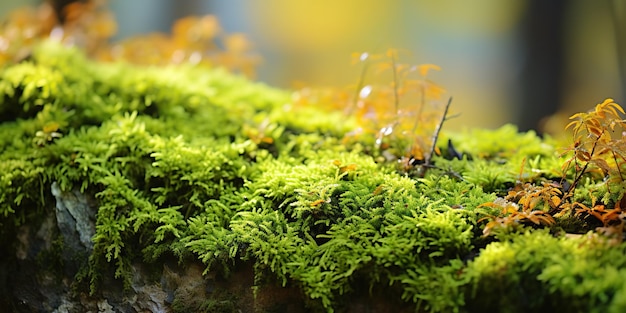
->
[[348, 55, 370, 116], [565, 129, 604, 202], [390, 51, 400, 122], [425, 97, 453, 166], [613, 151, 624, 182]]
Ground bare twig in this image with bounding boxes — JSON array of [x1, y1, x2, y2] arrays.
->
[[390, 50, 400, 122], [425, 97, 453, 166], [348, 53, 371, 116]]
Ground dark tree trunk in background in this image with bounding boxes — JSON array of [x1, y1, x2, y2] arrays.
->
[[611, 0, 626, 104], [48, 0, 81, 24], [517, 0, 567, 133]]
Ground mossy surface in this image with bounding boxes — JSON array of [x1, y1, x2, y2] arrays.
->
[[1, 41, 626, 312]]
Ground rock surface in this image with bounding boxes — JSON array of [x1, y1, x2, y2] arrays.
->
[[50, 181, 95, 253], [2, 183, 228, 313]]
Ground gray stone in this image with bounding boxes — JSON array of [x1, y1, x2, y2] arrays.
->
[[51, 181, 96, 252], [97, 300, 115, 313]]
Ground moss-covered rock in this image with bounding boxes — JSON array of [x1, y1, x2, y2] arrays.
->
[[1, 41, 625, 313]]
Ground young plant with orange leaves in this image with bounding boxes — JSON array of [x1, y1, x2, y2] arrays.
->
[[294, 49, 452, 175], [562, 98, 626, 198], [479, 99, 626, 239], [478, 182, 558, 237], [350, 49, 449, 163], [554, 99, 626, 239]]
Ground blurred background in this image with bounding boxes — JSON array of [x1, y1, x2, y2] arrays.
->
[[0, 0, 623, 134]]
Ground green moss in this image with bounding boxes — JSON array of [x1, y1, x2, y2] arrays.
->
[[447, 124, 564, 181], [450, 124, 550, 160], [466, 231, 626, 312], [1, 41, 625, 312]]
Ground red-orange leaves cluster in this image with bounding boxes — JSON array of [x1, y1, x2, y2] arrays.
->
[[59, 0, 116, 54], [0, 1, 260, 77], [0, 0, 114, 64], [109, 15, 260, 77], [479, 182, 557, 237]]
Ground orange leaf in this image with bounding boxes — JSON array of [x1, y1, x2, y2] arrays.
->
[[478, 202, 498, 208], [590, 158, 611, 173], [568, 113, 585, 121], [418, 64, 441, 77], [538, 215, 556, 225], [224, 33, 251, 53], [385, 48, 398, 59], [576, 150, 591, 162], [565, 121, 581, 133], [339, 164, 358, 173], [310, 199, 327, 207], [601, 209, 621, 225], [526, 214, 541, 225], [549, 196, 561, 208], [373, 185, 385, 195], [609, 102, 626, 115], [587, 125, 604, 137], [374, 62, 392, 74]]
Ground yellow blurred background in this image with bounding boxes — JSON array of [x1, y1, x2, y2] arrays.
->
[[0, 0, 622, 134]]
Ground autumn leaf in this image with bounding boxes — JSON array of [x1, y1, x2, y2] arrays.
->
[[417, 64, 441, 77]]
